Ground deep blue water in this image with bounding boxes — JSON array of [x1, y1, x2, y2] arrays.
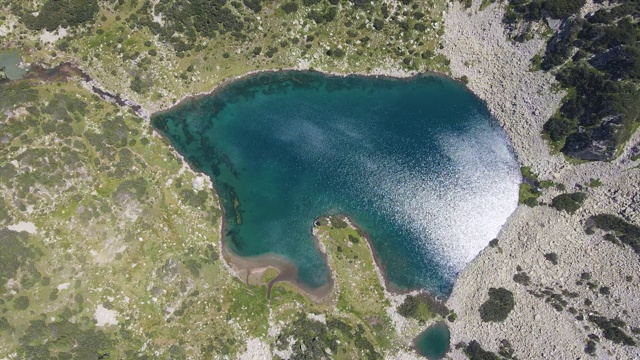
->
[[415, 322, 450, 359], [152, 71, 519, 295]]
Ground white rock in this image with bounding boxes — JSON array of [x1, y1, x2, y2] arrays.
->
[[192, 176, 205, 191], [57, 283, 70, 291], [94, 305, 118, 327], [7, 222, 37, 234]]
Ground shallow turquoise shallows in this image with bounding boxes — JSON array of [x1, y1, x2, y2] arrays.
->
[[152, 71, 520, 295], [415, 322, 451, 359], [0, 51, 27, 80]]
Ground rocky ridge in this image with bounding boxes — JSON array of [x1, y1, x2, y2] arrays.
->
[[441, 1, 640, 359]]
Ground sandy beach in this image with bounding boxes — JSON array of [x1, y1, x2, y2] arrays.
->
[[219, 237, 334, 302]]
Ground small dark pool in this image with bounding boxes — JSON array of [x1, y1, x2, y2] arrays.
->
[[0, 51, 27, 80], [414, 322, 450, 359]]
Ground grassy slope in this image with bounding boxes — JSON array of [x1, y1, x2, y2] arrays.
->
[[0, 79, 438, 359], [0, 0, 453, 357], [5, 0, 450, 112]]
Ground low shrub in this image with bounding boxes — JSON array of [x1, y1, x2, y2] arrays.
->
[[281, 2, 298, 14], [398, 294, 449, 320], [587, 214, 640, 256], [551, 192, 586, 213], [463, 340, 500, 360], [14, 295, 30, 310], [588, 315, 636, 346], [544, 252, 558, 265], [479, 288, 515, 322], [513, 272, 530, 286]]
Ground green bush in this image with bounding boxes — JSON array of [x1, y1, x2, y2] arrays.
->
[[589, 315, 636, 346], [49, 288, 59, 301], [584, 339, 597, 355], [281, 2, 299, 14], [130, 76, 148, 94], [18, 319, 113, 358], [463, 340, 500, 360], [373, 18, 384, 30], [479, 288, 515, 322], [0, 229, 36, 289], [243, 0, 263, 13], [508, 0, 640, 161], [204, 244, 219, 264], [113, 177, 148, 203], [551, 192, 586, 213], [421, 50, 434, 59], [14, 295, 30, 310], [543, 117, 573, 142], [513, 272, 530, 286], [21, 0, 99, 31], [0, 317, 10, 331], [520, 166, 538, 181], [587, 214, 640, 256], [544, 0, 586, 19], [588, 178, 602, 187], [447, 311, 457, 322], [397, 294, 449, 321], [308, 6, 337, 24], [276, 314, 381, 360], [498, 339, 516, 359], [349, 0, 369, 8], [459, 0, 472, 9], [544, 252, 558, 265]]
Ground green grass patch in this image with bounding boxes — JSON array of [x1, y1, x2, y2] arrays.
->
[[227, 284, 269, 337], [479, 0, 496, 11], [519, 183, 541, 207], [520, 166, 538, 181], [587, 178, 602, 187]]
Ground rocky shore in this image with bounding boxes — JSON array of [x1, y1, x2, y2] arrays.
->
[[441, 1, 640, 359]]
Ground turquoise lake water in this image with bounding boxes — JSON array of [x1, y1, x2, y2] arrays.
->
[[0, 51, 27, 80], [152, 71, 520, 295], [414, 322, 450, 359]]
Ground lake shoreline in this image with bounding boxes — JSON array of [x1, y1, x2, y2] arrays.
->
[[149, 67, 469, 120], [14, 50, 516, 306], [149, 69, 490, 301]]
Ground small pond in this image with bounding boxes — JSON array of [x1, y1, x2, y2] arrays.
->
[[0, 50, 28, 80], [414, 322, 451, 359]]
